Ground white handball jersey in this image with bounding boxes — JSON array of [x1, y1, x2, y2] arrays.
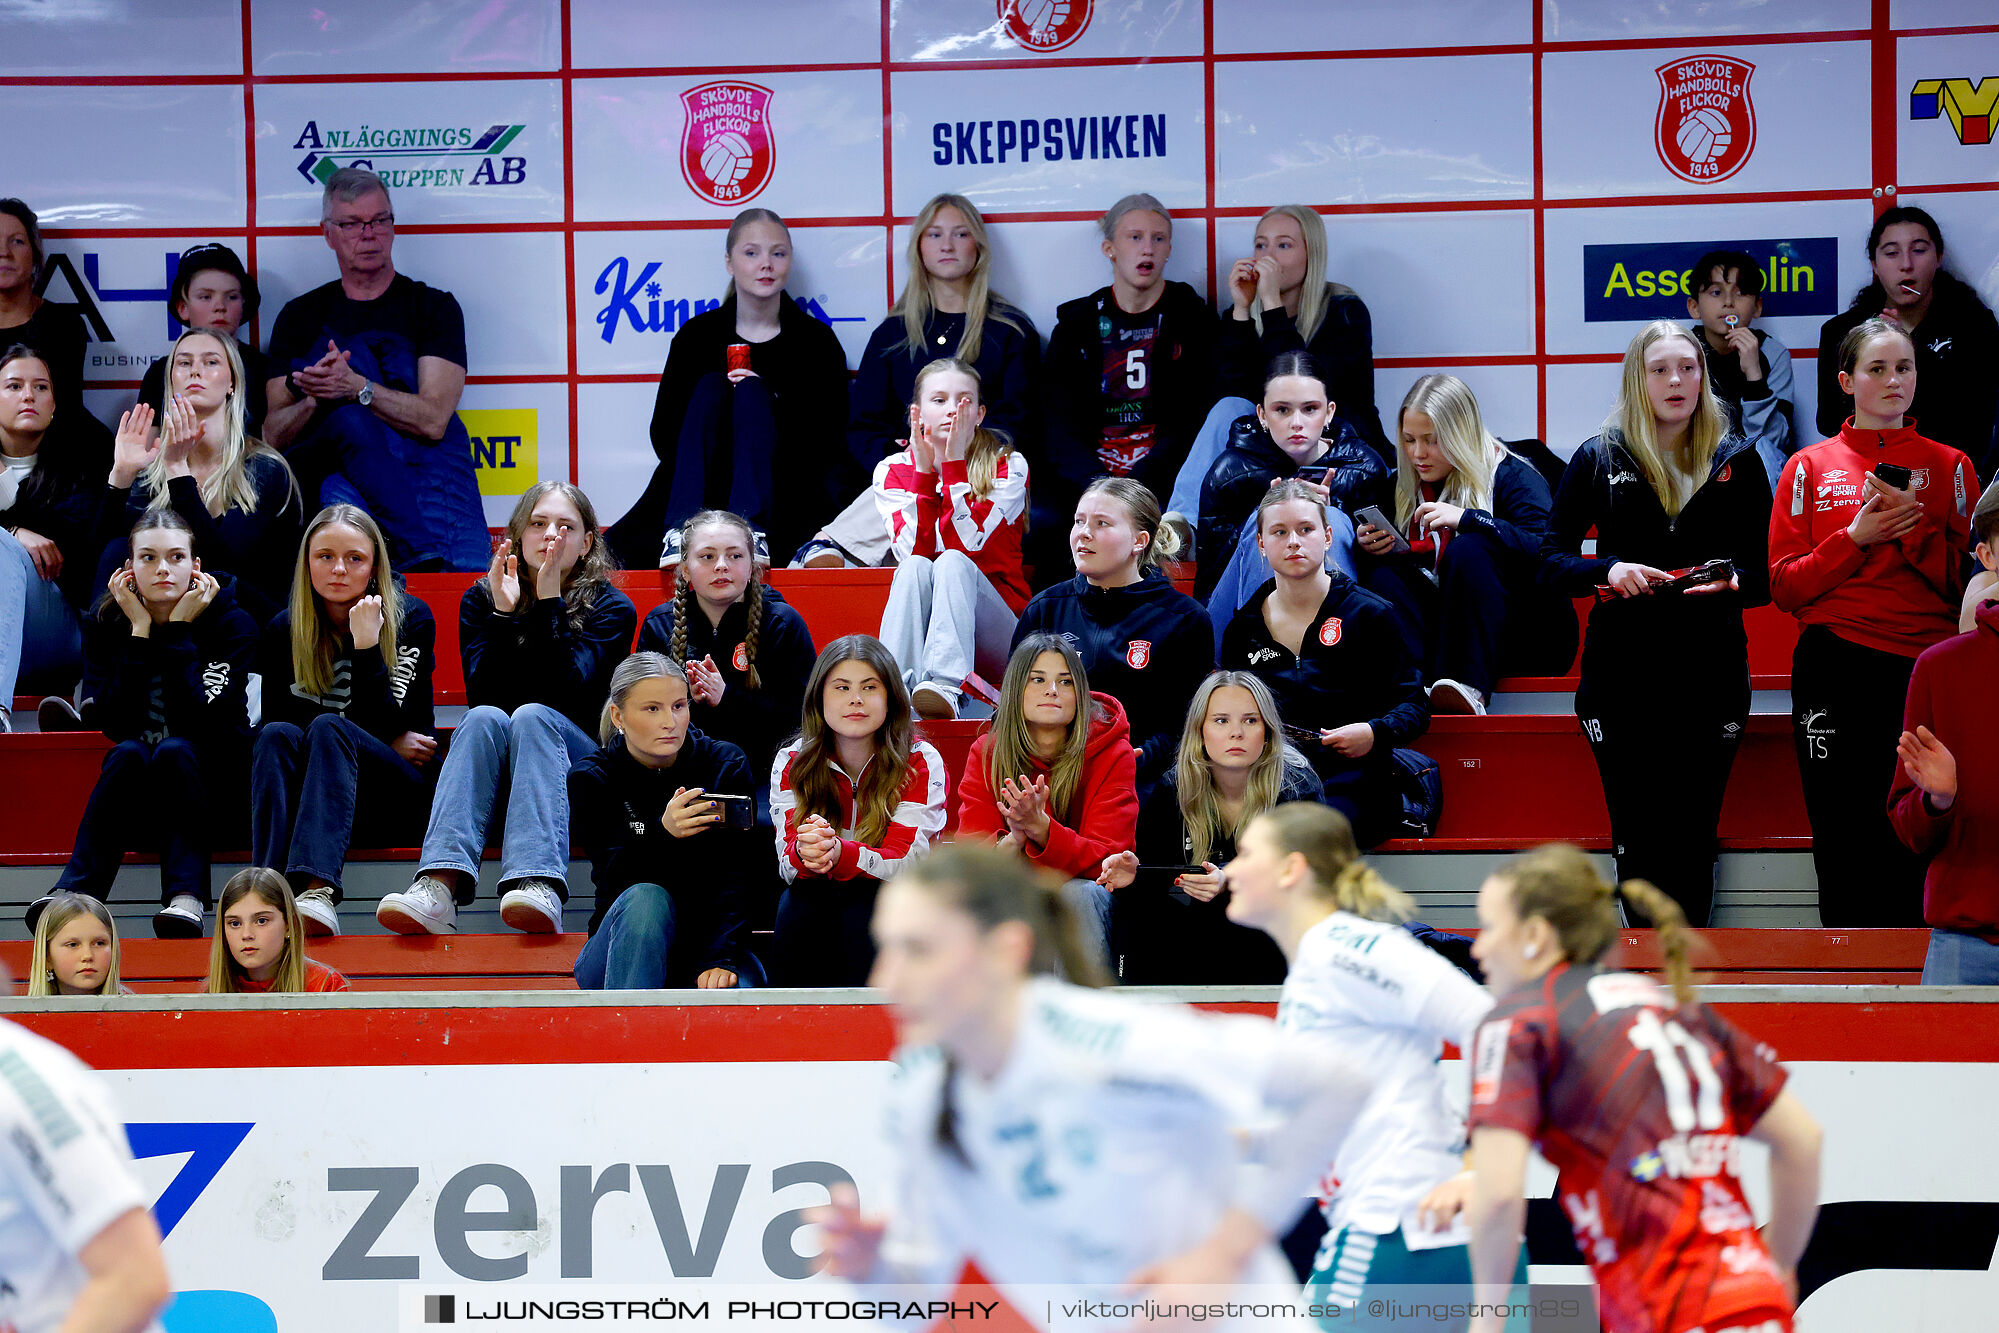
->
[[1277, 912, 1492, 1245], [0, 1020, 162, 1333], [876, 977, 1357, 1331]]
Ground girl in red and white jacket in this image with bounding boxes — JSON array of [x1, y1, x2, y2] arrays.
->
[[955, 633, 1140, 975], [769, 634, 947, 986], [1770, 318, 1981, 928], [874, 357, 1029, 721]]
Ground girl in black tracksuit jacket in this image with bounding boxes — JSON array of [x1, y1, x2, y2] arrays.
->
[[1543, 338, 1772, 926]]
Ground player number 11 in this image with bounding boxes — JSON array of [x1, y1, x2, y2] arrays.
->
[[1626, 1008, 1726, 1132]]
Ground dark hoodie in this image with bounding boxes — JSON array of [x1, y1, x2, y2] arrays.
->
[[1011, 567, 1215, 784], [88, 454, 302, 625], [954, 690, 1139, 880], [637, 583, 816, 784], [567, 732, 755, 971], [80, 571, 256, 752], [460, 576, 638, 735], [255, 583, 437, 741], [1195, 413, 1387, 597]]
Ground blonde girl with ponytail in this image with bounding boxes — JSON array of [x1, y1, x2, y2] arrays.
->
[[812, 843, 1379, 1325], [1461, 844, 1823, 1333], [1224, 801, 1511, 1325]]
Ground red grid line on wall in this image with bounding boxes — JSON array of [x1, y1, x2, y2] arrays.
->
[[21, 5, 1999, 489]]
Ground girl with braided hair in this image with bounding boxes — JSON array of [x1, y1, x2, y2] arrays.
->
[[639, 509, 815, 809]]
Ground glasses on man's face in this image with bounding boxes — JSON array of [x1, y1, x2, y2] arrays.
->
[[330, 215, 394, 236]]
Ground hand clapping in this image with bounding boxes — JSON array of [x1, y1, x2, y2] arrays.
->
[[688, 654, 727, 706], [111, 404, 163, 487], [488, 539, 521, 613]]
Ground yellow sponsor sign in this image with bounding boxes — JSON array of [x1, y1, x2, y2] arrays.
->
[[460, 409, 538, 497]]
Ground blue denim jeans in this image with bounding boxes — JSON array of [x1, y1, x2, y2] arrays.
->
[[574, 883, 763, 990], [1061, 877, 1113, 981], [416, 703, 596, 902], [1923, 928, 1999, 985], [0, 526, 82, 701], [251, 715, 431, 899]]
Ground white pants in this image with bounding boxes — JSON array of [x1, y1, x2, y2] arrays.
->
[[878, 550, 1017, 711]]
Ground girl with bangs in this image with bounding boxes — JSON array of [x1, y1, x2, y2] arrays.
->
[[1099, 670, 1319, 984], [252, 503, 438, 939], [1355, 374, 1574, 716], [27, 894, 130, 997], [847, 194, 1040, 474], [88, 327, 302, 635], [205, 868, 349, 993], [1543, 320, 1771, 926], [956, 633, 1139, 974], [770, 635, 948, 986], [377, 481, 636, 937], [875, 358, 1030, 720]]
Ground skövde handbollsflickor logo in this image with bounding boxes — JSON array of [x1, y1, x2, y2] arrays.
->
[[681, 81, 775, 206], [1655, 55, 1757, 184], [998, 0, 1093, 53]]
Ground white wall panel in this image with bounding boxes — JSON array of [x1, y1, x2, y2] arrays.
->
[[5, 0, 242, 76], [1376, 364, 1542, 445], [891, 64, 1205, 216], [890, 0, 1202, 63], [253, 80, 565, 225], [1895, 191, 1999, 313], [0, 86, 246, 227], [571, 0, 881, 69], [1897, 35, 1999, 189], [1213, 0, 1530, 53], [250, 0, 560, 75], [573, 72, 883, 222], [1544, 361, 1627, 456], [1542, 0, 1870, 41], [576, 381, 664, 525], [457, 380, 572, 526]]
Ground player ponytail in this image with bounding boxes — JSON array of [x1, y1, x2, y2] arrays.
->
[[1253, 803, 1413, 923], [1497, 843, 1697, 1005]]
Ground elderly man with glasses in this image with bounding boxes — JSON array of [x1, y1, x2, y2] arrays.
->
[[265, 167, 489, 570]]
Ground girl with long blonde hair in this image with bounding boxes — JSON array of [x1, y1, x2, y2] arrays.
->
[[27, 893, 129, 996], [205, 869, 350, 993], [1543, 320, 1771, 926]]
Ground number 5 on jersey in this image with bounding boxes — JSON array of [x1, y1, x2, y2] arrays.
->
[[1124, 348, 1148, 390]]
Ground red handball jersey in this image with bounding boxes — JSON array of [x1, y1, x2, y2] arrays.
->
[[1468, 965, 1791, 1333]]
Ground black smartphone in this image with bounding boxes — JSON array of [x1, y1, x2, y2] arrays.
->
[[1874, 462, 1913, 490], [1137, 864, 1208, 877], [1294, 464, 1331, 484], [1281, 722, 1322, 745], [706, 793, 756, 830]]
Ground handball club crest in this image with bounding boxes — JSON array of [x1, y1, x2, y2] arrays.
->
[[998, 0, 1092, 53], [681, 81, 775, 206], [1655, 55, 1757, 184]]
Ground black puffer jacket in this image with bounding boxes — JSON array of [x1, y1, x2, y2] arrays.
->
[[1194, 414, 1387, 598]]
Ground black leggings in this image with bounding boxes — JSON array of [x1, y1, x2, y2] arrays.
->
[[1790, 626, 1926, 927], [771, 877, 879, 986]]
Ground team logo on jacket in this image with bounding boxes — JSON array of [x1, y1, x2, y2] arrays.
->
[[1908, 467, 1931, 491], [1125, 639, 1151, 669], [732, 642, 749, 671], [680, 81, 775, 206], [1716, 463, 1731, 484], [1655, 56, 1757, 184], [998, 0, 1092, 52], [1318, 617, 1343, 647]]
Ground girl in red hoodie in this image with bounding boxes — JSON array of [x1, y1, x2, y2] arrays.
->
[[1770, 318, 1981, 927], [955, 633, 1139, 974]]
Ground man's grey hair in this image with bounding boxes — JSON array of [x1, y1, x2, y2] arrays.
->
[[321, 167, 392, 224]]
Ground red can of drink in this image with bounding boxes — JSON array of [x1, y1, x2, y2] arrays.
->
[[726, 343, 753, 374]]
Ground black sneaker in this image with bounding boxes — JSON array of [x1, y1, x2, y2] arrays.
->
[[37, 696, 84, 731], [153, 894, 205, 939], [23, 893, 57, 936]]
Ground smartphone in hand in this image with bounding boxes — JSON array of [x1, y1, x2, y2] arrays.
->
[[1874, 462, 1913, 490], [1353, 505, 1412, 552], [706, 793, 757, 830]]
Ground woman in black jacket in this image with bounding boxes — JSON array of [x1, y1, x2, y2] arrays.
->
[[570, 653, 758, 990], [1099, 670, 1321, 984], [376, 482, 636, 938], [1355, 374, 1576, 715], [1542, 320, 1772, 926], [40, 509, 254, 938], [250, 504, 438, 937], [607, 209, 854, 567], [0, 344, 98, 729], [1817, 206, 1999, 480]]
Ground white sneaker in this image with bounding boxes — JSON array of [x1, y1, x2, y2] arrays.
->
[[500, 881, 563, 934], [295, 886, 340, 937], [911, 683, 958, 721], [377, 876, 459, 935], [1427, 678, 1487, 716], [153, 894, 204, 939]]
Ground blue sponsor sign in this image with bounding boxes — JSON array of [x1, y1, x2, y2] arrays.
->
[[1582, 237, 1838, 322]]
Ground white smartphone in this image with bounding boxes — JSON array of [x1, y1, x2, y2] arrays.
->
[[1353, 505, 1412, 552]]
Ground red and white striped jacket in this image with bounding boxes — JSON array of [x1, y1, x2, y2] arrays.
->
[[769, 736, 948, 882], [872, 446, 1031, 612]]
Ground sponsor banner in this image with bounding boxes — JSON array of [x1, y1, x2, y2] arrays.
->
[[1214, 55, 1532, 206], [460, 384, 570, 526], [571, 0, 880, 69], [253, 80, 565, 225], [575, 381, 662, 526], [34, 235, 250, 386], [6, 0, 239, 77], [1541, 43, 1867, 199], [1898, 33, 1999, 187], [1541, 0, 1868, 40], [573, 227, 883, 376], [255, 231, 569, 378], [889, 64, 1205, 215], [1211, 0, 1528, 54], [1541, 199, 1876, 358], [0, 85, 246, 228], [570, 72, 883, 222], [249, 0, 561, 76], [1214, 211, 1537, 360], [1581, 236, 1840, 322], [888, 0, 1201, 62]]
